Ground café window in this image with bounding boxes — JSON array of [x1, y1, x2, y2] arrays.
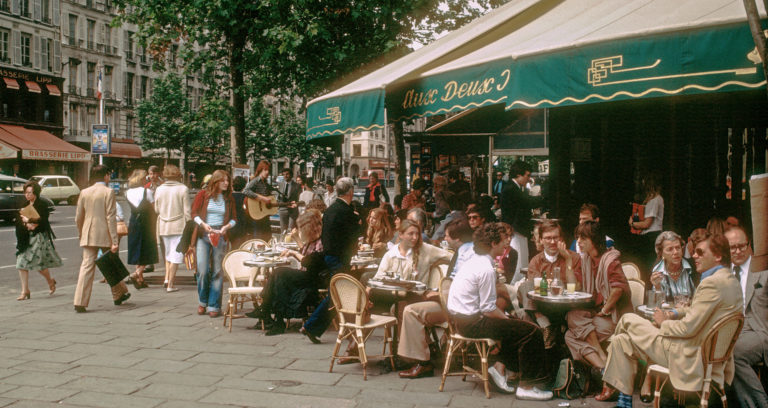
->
[[0, 29, 8, 63], [20, 33, 31, 67]]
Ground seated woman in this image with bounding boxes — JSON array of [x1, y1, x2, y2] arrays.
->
[[253, 209, 327, 336], [565, 221, 632, 402], [650, 230, 696, 303], [364, 208, 393, 258]]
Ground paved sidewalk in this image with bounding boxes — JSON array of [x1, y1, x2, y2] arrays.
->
[[0, 282, 625, 408]]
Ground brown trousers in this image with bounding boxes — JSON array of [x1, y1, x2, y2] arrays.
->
[[74, 246, 128, 308]]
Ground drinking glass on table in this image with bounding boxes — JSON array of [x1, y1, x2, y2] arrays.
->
[[566, 282, 576, 293], [674, 294, 691, 308]]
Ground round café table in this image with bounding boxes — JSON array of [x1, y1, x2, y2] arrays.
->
[[367, 278, 428, 355], [526, 290, 594, 316]]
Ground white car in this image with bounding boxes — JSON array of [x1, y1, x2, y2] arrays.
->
[[29, 175, 81, 205]]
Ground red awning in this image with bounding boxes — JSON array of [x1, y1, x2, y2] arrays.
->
[[0, 125, 91, 162], [45, 84, 61, 96], [24, 81, 41, 93], [3, 78, 20, 90], [105, 141, 142, 158]]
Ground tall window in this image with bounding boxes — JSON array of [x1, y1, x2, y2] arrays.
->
[[353, 144, 361, 157], [68, 15, 77, 45], [140, 76, 148, 99], [68, 63, 78, 94], [125, 73, 134, 103], [41, 0, 50, 23], [20, 34, 31, 66], [20, 0, 30, 17], [0, 30, 9, 63], [104, 24, 112, 52], [0, 0, 9, 12], [103, 65, 112, 97], [87, 20, 95, 49], [87, 63, 95, 97], [43, 38, 52, 71], [126, 116, 133, 139], [69, 104, 79, 132]]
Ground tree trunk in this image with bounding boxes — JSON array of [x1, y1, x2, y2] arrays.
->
[[743, 0, 768, 97], [393, 120, 408, 196], [228, 37, 247, 165]]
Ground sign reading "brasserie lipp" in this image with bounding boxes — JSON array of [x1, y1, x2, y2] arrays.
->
[[22, 150, 91, 162]]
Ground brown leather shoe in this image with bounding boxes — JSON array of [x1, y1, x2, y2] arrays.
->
[[197, 306, 206, 315], [595, 384, 618, 402], [398, 362, 434, 379], [209, 311, 220, 318]]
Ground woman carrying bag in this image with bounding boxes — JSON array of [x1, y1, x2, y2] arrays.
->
[[125, 170, 159, 288], [15, 180, 60, 300]]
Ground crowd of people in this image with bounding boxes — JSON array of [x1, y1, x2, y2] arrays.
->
[[11, 159, 767, 407]]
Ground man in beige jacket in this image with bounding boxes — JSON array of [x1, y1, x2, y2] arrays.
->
[[602, 232, 742, 407], [73, 165, 130, 312]]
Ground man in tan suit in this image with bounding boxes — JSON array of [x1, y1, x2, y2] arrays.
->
[[601, 232, 742, 407], [73, 165, 130, 312]]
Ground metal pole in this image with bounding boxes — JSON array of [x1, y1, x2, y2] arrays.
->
[[488, 135, 494, 195], [384, 108, 389, 188], [98, 63, 104, 166]]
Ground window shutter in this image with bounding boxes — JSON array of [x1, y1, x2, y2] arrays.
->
[[33, 0, 41, 21], [12, 31, 20, 66], [41, 38, 48, 72], [33, 35, 41, 69], [11, 0, 19, 15], [52, 0, 59, 26], [53, 39, 61, 73]]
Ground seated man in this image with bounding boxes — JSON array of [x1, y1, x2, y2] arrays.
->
[[525, 220, 581, 348], [726, 226, 768, 408], [565, 220, 632, 396], [447, 223, 552, 400], [601, 232, 742, 408], [398, 218, 474, 378], [569, 203, 614, 253]]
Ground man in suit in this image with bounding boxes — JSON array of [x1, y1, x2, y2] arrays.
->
[[277, 168, 300, 233], [492, 171, 506, 199], [500, 160, 534, 239], [73, 165, 130, 313], [601, 232, 742, 408], [726, 226, 768, 408]]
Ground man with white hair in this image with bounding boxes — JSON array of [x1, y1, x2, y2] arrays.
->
[[300, 177, 361, 344]]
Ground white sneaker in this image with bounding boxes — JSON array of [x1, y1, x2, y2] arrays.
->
[[487, 366, 515, 394], [515, 386, 553, 401], [166, 287, 180, 293]]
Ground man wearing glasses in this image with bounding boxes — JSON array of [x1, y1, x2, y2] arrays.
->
[[600, 232, 742, 407], [726, 225, 768, 408]]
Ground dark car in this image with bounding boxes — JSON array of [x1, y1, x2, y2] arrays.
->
[[0, 175, 56, 223]]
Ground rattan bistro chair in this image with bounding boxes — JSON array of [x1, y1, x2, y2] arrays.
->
[[621, 262, 642, 281], [328, 273, 397, 380], [240, 239, 268, 250], [646, 311, 744, 408], [438, 277, 496, 399], [222, 250, 264, 332]]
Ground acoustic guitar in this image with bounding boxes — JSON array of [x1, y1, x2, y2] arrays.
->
[[245, 196, 302, 221]]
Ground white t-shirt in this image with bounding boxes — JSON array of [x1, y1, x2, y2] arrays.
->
[[447, 254, 497, 316], [643, 195, 664, 234]]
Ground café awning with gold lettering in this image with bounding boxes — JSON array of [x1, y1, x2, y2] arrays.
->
[[307, 0, 767, 140]]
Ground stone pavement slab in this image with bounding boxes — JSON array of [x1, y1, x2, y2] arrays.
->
[[0, 281, 623, 408]]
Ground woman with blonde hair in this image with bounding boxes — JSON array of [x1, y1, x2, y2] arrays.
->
[[154, 164, 190, 292], [126, 169, 158, 288], [251, 209, 327, 335], [190, 169, 236, 317], [373, 220, 451, 284], [365, 207, 393, 258]]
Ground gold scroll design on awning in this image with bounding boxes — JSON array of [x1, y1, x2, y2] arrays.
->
[[587, 55, 757, 87], [307, 106, 342, 132]]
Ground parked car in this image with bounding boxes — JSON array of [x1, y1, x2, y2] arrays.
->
[[29, 175, 81, 205], [0, 175, 55, 223]]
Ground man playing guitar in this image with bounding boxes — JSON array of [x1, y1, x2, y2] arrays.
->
[[243, 160, 275, 241]]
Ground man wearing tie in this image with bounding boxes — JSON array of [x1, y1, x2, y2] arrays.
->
[[726, 226, 768, 408], [277, 168, 300, 233], [397, 217, 474, 379]]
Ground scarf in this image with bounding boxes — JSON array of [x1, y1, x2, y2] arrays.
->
[[368, 182, 380, 202], [581, 248, 622, 323]]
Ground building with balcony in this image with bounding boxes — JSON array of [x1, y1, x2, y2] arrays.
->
[[0, 0, 90, 181]]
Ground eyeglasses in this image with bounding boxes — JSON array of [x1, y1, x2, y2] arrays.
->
[[468, 215, 481, 220], [730, 243, 749, 253], [541, 236, 560, 242]]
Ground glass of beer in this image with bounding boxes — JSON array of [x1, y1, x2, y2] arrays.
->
[[567, 283, 576, 293]]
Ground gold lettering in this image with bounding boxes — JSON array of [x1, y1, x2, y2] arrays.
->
[[482, 78, 495, 94], [496, 69, 511, 91], [441, 81, 457, 102]]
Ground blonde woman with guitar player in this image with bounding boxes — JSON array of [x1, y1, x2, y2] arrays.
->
[[243, 160, 275, 241]]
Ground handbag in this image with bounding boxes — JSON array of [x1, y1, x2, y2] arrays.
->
[[116, 221, 128, 237], [95, 250, 130, 287], [552, 358, 591, 400]]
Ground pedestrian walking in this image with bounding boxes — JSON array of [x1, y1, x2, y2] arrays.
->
[[126, 169, 158, 288], [154, 165, 190, 292], [191, 170, 237, 317], [74, 165, 131, 313], [15, 180, 60, 300]]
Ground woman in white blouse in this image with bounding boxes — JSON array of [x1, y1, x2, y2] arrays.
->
[[373, 220, 451, 285]]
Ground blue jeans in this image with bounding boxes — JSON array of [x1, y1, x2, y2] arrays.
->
[[303, 255, 345, 338], [196, 234, 226, 312]]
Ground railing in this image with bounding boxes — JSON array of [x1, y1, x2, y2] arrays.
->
[[68, 86, 79, 95], [125, 51, 133, 61], [87, 40, 95, 50]]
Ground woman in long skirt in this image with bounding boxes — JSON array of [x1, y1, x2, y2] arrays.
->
[[126, 169, 158, 288], [15, 180, 60, 300]]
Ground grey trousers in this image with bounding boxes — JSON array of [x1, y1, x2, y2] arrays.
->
[[732, 328, 768, 408], [278, 208, 298, 233]]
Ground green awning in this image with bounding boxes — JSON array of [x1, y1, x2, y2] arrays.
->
[[306, 89, 385, 140], [387, 22, 765, 121]]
